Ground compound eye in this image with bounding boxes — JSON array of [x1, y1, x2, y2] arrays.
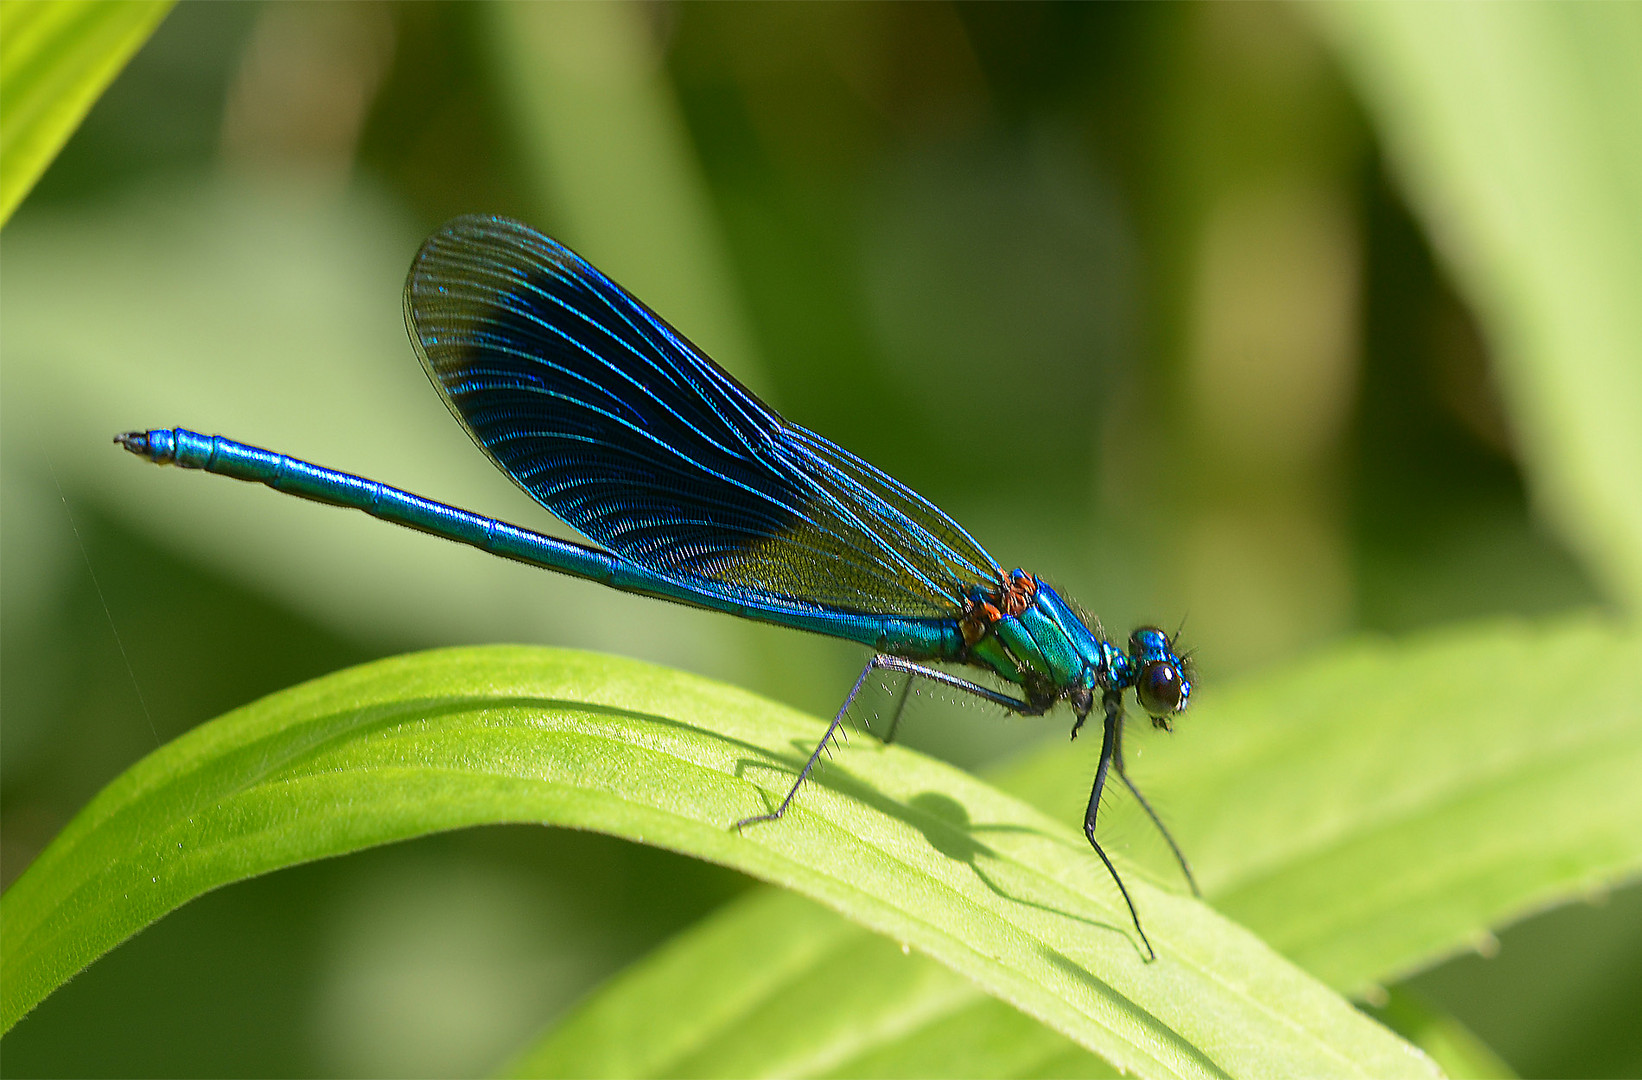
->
[[1129, 626, 1166, 654], [1136, 660, 1183, 715]]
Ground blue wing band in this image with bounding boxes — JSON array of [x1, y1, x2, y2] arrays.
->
[[403, 215, 1002, 619]]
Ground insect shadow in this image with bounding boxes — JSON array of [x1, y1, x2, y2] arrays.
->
[[732, 746, 1135, 954]]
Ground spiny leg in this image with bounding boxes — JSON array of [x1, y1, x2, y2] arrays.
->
[[873, 654, 1041, 713], [1084, 692, 1156, 962], [737, 654, 1036, 833], [879, 648, 1037, 742], [881, 674, 915, 745], [735, 657, 876, 832], [1113, 717, 1201, 897]]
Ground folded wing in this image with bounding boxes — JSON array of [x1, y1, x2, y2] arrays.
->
[[404, 215, 1001, 618]]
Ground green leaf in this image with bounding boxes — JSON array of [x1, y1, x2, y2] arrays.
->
[[0, 0, 173, 226], [504, 886, 1117, 1080], [1084, 617, 1642, 993], [515, 618, 1639, 1076], [1307, 2, 1642, 613], [0, 647, 1434, 1079], [506, 899, 1495, 1080]]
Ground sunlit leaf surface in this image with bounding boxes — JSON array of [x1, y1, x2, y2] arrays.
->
[[518, 618, 1638, 1076], [506, 886, 1117, 1080], [1083, 618, 1642, 992], [0, 648, 1435, 1079]]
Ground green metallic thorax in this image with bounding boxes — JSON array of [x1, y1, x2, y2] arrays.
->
[[965, 574, 1128, 707]]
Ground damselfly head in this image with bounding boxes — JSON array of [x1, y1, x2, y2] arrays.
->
[[1128, 626, 1192, 723]]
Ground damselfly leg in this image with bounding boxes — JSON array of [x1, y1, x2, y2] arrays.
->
[[1113, 713, 1200, 897], [1085, 693, 1156, 961], [735, 654, 1036, 832]]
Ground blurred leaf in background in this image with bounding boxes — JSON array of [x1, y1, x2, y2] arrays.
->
[[1313, 1, 1642, 618], [0, 0, 173, 224], [2, 1, 1638, 1077]]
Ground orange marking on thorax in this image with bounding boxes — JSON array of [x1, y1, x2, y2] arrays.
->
[[959, 573, 1037, 646], [998, 573, 1036, 616]]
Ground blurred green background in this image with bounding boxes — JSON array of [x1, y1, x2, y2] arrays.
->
[[2, 2, 1637, 1076]]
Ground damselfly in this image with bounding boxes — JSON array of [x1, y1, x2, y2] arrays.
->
[[117, 216, 1197, 958]]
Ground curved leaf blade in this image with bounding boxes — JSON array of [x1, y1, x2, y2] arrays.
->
[[0, 0, 173, 226], [0, 647, 1434, 1079], [517, 618, 1638, 1076], [1059, 617, 1642, 993], [505, 886, 1117, 1080]]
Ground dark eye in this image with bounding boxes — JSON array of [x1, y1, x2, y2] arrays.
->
[[1136, 660, 1183, 715]]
